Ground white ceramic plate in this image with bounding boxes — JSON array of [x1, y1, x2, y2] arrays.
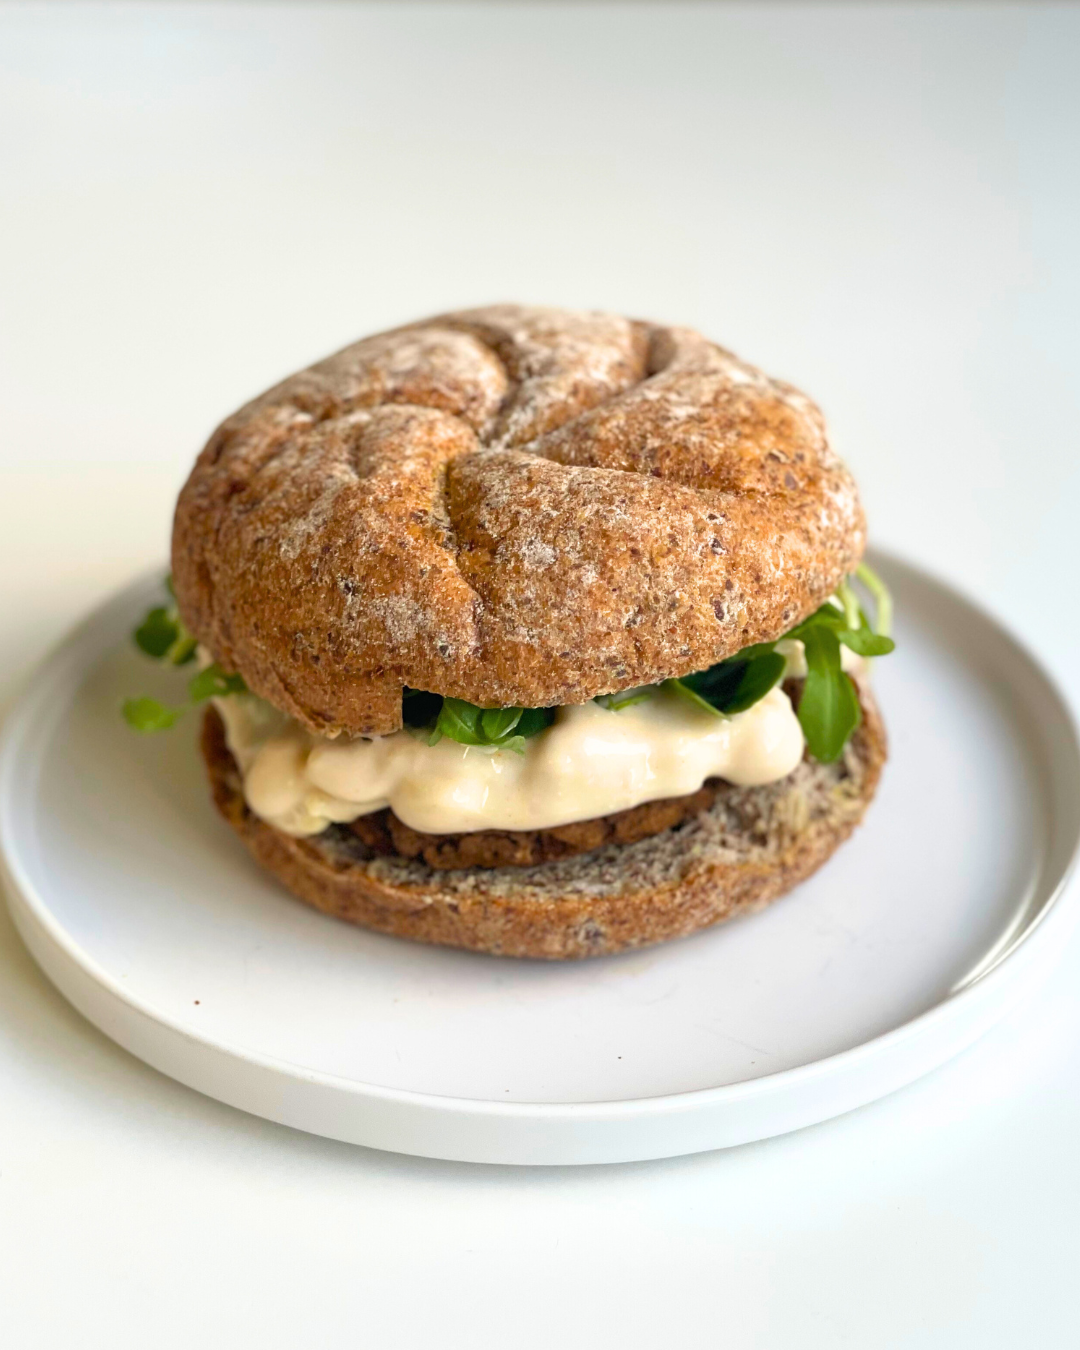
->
[[2, 554, 1078, 1165]]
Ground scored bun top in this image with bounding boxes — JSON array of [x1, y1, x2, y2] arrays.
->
[[172, 305, 865, 737]]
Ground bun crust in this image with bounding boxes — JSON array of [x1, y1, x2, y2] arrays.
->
[[201, 685, 886, 960], [173, 306, 866, 737]]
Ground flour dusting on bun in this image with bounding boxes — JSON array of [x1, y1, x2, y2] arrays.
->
[[125, 305, 894, 958]]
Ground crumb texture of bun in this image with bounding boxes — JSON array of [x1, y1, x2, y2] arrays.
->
[[173, 305, 866, 736], [201, 683, 885, 959]]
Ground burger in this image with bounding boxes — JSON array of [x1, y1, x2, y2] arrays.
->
[[125, 305, 893, 959]]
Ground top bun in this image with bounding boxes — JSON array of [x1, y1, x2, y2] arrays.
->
[[172, 305, 865, 737]]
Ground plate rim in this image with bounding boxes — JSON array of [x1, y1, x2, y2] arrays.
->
[[2, 550, 1079, 1150]]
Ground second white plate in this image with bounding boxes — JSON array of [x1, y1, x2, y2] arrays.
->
[[2, 553, 1078, 1164]]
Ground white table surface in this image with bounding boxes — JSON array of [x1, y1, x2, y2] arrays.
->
[[2, 3, 1079, 1345]]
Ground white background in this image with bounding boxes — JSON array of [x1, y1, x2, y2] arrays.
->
[[2, 3, 1079, 1345]]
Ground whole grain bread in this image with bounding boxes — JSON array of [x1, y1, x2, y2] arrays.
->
[[173, 306, 866, 738], [201, 683, 886, 959]]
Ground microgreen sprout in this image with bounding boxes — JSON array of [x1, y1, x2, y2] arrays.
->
[[594, 687, 653, 711], [856, 561, 893, 638], [402, 689, 555, 754], [122, 578, 247, 732], [596, 562, 895, 765]]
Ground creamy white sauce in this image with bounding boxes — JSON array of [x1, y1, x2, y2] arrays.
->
[[213, 638, 865, 839]]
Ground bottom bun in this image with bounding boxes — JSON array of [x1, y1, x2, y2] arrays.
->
[[201, 689, 886, 960]]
